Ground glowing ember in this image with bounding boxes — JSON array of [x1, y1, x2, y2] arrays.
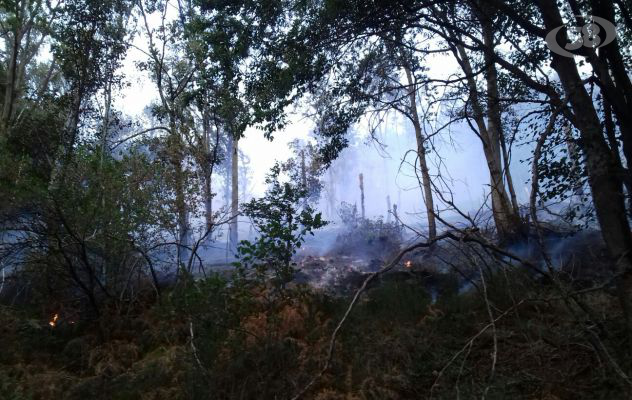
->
[[404, 260, 412, 268], [49, 313, 59, 328]]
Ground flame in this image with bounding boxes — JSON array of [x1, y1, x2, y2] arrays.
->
[[49, 313, 59, 328], [404, 260, 412, 268]]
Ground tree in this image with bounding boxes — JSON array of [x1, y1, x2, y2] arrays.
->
[[281, 139, 324, 204], [237, 163, 327, 287], [428, 2, 524, 242]]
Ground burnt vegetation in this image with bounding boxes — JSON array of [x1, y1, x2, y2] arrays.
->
[[1, 0, 632, 399]]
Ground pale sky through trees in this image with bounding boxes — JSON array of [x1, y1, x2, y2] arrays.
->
[[116, 18, 531, 224]]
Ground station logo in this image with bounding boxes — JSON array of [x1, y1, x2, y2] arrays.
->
[[545, 16, 617, 57]]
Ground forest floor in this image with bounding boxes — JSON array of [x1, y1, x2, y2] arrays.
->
[[1, 260, 630, 400]]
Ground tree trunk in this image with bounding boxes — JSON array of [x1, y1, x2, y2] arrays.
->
[[500, 136, 520, 214], [300, 149, 307, 188], [202, 112, 213, 231], [479, 13, 524, 241], [229, 136, 239, 255], [358, 173, 365, 220], [404, 66, 437, 240], [36, 60, 56, 100], [2, 29, 20, 131], [451, 35, 521, 243], [224, 136, 232, 207], [393, 203, 399, 228], [537, 0, 632, 349], [172, 122, 190, 271], [564, 124, 585, 196], [327, 168, 337, 220], [47, 86, 83, 192], [590, 0, 632, 182]]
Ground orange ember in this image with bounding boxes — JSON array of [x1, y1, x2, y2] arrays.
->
[[49, 313, 59, 328]]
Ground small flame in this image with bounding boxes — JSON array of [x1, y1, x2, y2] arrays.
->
[[404, 260, 412, 268], [49, 313, 59, 328]]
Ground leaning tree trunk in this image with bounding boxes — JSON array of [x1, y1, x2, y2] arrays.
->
[[452, 36, 522, 243], [480, 12, 524, 241], [404, 66, 437, 240], [537, 0, 632, 350]]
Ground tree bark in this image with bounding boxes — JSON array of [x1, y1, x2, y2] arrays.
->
[[327, 168, 337, 220], [229, 136, 239, 255], [2, 28, 21, 130], [589, 0, 632, 180], [202, 111, 214, 231], [300, 149, 307, 188], [358, 173, 365, 220], [479, 10, 524, 241], [404, 66, 437, 240], [451, 38, 521, 243], [172, 123, 190, 270]]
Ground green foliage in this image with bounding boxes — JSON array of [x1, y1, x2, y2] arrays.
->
[[0, 100, 66, 210], [236, 163, 327, 286], [14, 143, 171, 314]]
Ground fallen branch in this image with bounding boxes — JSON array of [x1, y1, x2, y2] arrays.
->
[[189, 319, 205, 371]]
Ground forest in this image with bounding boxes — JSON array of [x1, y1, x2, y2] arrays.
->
[[0, 0, 631, 398]]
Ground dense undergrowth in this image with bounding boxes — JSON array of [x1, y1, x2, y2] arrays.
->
[[1, 266, 629, 400]]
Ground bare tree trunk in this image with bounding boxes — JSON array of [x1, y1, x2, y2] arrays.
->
[[300, 149, 307, 188], [229, 136, 239, 255], [48, 86, 83, 192], [358, 173, 365, 220], [451, 35, 521, 243], [203, 169, 213, 232], [36, 60, 56, 100], [393, 203, 399, 229], [564, 124, 584, 196], [500, 130, 520, 214], [99, 81, 112, 287], [2, 30, 20, 130], [172, 122, 190, 270], [202, 112, 214, 231], [386, 195, 392, 223], [404, 66, 436, 240], [224, 137, 232, 208], [327, 168, 337, 220], [480, 9, 524, 240]]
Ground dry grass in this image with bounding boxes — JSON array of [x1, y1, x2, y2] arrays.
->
[[0, 268, 630, 400]]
